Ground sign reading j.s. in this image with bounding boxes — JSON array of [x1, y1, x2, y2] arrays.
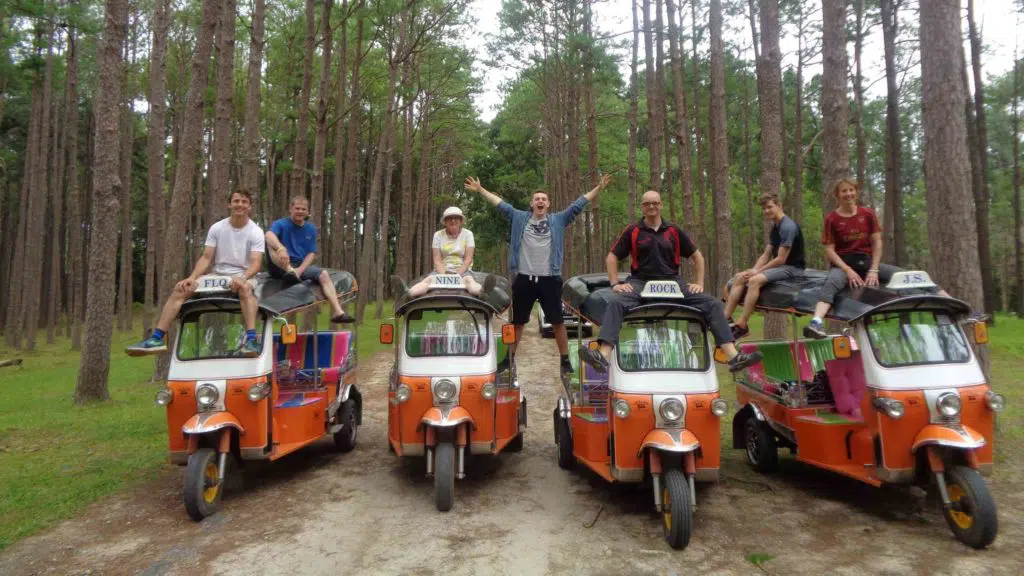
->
[[886, 270, 937, 290]]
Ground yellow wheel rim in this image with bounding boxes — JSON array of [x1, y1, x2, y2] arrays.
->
[[203, 461, 220, 503], [947, 484, 973, 530], [662, 485, 671, 531]]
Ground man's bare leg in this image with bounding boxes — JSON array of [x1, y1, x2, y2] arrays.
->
[[736, 274, 767, 328], [155, 289, 191, 333], [724, 276, 748, 319], [318, 270, 346, 318], [238, 282, 258, 331]]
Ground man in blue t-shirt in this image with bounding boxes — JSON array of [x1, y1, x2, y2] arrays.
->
[[265, 196, 350, 323]]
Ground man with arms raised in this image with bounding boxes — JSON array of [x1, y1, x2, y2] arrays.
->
[[723, 193, 805, 339], [465, 173, 611, 376], [265, 195, 351, 323], [579, 190, 763, 373], [127, 189, 265, 356]]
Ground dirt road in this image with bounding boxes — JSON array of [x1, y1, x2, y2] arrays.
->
[[2, 315, 1022, 575]]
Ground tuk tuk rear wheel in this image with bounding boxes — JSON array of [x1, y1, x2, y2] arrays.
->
[[333, 399, 358, 453], [662, 468, 693, 549], [434, 442, 455, 512], [744, 418, 779, 472], [555, 415, 574, 470], [184, 448, 222, 521], [942, 466, 998, 549]]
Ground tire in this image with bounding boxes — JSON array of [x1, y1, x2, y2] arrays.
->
[[506, 433, 524, 453], [744, 418, 779, 472], [942, 466, 998, 549], [555, 414, 574, 470], [333, 399, 358, 453], [434, 442, 456, 512], [662, 468, 693, 550], [183, 447, 222, 521]]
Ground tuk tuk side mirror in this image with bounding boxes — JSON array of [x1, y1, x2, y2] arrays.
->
[[380, 323, 394, 345], [973, 321, 989, 344], [713, 347, 729, 364], [280, 323, 297, 345], [833, 335, 852, 359], [501, 323, 516, 345]]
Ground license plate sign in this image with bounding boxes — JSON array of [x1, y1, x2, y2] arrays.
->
[[196, 275, 233, 293]]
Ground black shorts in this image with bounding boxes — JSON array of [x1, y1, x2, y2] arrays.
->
[[512, 274, 563, 326], [269, 263, 323, 282]]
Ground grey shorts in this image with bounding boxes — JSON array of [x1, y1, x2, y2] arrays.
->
[[727, 265, 803, 289]]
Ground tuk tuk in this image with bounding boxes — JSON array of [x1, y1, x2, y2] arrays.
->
[[155, 270, 363, 521], [381, 272, 523, 511], [730, 269, 1003, 548], [555, 274, 726, 550]]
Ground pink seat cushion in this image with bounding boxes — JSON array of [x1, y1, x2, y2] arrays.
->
[[825, 354, 866, 419]]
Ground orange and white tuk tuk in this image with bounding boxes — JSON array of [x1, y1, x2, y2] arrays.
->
[[731, 270, 1003, 548], [556, 274, 726, 549], [155, 270, 362, 521], [381, 273, 523, 511]]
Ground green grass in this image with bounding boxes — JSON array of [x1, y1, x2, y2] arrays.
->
[[0, 303, 395, 551]]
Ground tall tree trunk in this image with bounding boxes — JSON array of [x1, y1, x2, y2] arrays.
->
[[666, 0, 693, 276], [396, 82, 416, 283], [118, 78, 134, 332], [47, 55, 69, 344], [145, 0, 169, 335], [643, 0, 658, 190], [376, 110, 397, 317], [880, 0, 903, 265], [411, 106, 433, 278], [853, 0, 870, 207], [210, 0, 236, 223], [709, 0, 730, 292], [76, 0, 130, 403], [793, 2, 805, 227], [342, 16, 364, 271], [310, 0, 334, 232], [66, 28, 83, 348], [966, 0, 995, 318], [290, 0, 316, 201], [4, 106, 35, 348], [628, 0, 640, 217], [584, 0, 601, 270], [821, 0, 850, 209], [744, 73, 755, 263], [691, 0, 706, 249], [330, 0, 349, 268], [241, 0, 265, 197], [919, 0, 983, 311], [1014, 45, 1023, 315]]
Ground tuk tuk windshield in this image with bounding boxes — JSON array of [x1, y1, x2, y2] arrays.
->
[[865, 310, 970, 367], [177, 310, 266, 360], [406, 308, 488, 357], [617, 317, 708, 371]]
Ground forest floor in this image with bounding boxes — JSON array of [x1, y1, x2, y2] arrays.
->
[[1, 312, 1022, 575]]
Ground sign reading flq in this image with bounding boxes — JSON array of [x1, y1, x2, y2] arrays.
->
[[886, 270, 937, 290], [428, 274, 466, 290], [195, 275, 233, 294], [640, 280, 685, 299]]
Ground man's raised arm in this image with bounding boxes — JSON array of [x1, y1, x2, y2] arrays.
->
[[464, 177, 503, 207]]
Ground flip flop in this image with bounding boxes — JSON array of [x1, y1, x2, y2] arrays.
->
[[331, 312, 355, 324]]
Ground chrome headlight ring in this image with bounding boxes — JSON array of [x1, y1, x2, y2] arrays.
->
[[155, 388, 173, 406], [873, 397, 905, 419], [396, 384, 412, 403], [659, 398, 684, 423], [248, 382, 270, 402], [196, 384, 219, 408], [481, 382, 497, 400], [985, 390, 1005, 413], [613, 399, 631, 419], [710, 398, 728, 417], [936, 392, 962, 419], [434, 379, 458, 402]]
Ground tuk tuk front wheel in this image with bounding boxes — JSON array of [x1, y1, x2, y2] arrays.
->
[[555, 415, 574, 470], [942, 466, 998, 549], [662, 468, 693, 550], [184, 448, 222, 521], [744, 418, 779, 472], [333, 399, 358, 453], [434, 442, 455, 512]]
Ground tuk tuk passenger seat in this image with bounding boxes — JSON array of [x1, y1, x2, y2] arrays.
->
[[273, 331, 353, 389], [824, 352, 866, 419]]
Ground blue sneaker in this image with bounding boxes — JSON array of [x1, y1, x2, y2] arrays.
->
[[126, 335, 167, 356], [803, 319, 827, 340], [239, 338, 261, 357]]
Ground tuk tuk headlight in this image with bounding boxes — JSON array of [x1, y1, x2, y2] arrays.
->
[[155, 388, 173, 406], [659, 398, 684, 423], [196, 384, 219, 408], [711, 398, 728, 417], [873, 397, 905, 419], [248, 382, 270, 402], [481, 382, 497, 400], [396, 384, 412, 403], [435, 379, 457, 402], [936, 392, 961, 418], [613, 399, 631, 419], [985, 391, 1005, 412]]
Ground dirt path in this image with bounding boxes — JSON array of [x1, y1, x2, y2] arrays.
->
[[2, 313, 1022, 575]]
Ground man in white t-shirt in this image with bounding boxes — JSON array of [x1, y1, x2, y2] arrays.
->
[[126, 189, 266, 356]]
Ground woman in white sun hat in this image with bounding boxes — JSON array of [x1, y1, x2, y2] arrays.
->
[[402, 206, 494, 297]]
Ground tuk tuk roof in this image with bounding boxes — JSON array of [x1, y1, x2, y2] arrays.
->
[[393, 271, 511, 316], [179, 269, 357, 318], [753, 268, 972, 322], [562, 273, 706, 325]]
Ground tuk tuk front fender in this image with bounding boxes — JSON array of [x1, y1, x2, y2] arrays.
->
[[182, 412, 246, 436], [637, 428, 700, 459], [418, 406, 476, 431], [911, 424, 985, 452]]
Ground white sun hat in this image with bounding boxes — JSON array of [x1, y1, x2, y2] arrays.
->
[[441, 206, 464, 223]]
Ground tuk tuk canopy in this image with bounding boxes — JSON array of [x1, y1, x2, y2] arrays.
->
[[180, 268, 357, 318]]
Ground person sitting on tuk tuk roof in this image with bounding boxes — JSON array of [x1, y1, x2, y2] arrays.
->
[[578, 190, 763, 374], [126, 188, 265, 356], [393, 206, 496, 298], [723, 192, 805, 339], [265, 195, 352, 323], [465, 172, 612, 376], [803, 178, 954, 339]]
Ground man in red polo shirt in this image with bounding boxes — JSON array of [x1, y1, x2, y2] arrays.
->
[[579, 190, 763, 373]]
